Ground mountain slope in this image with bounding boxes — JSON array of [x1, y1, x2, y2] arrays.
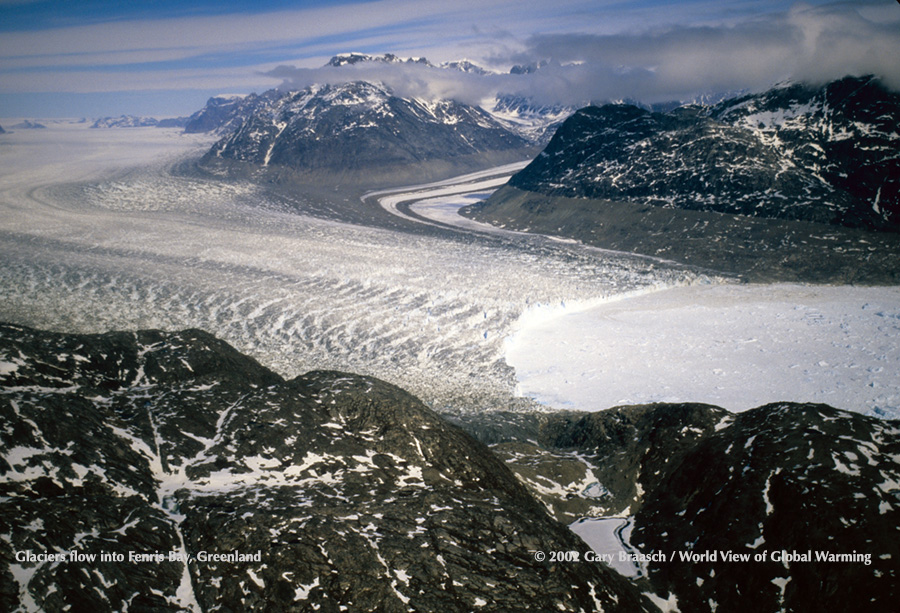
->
[[183, 94, 269, 135], [205, 81, 529, 169], [507, 75, 899, 231], [186, 53, 587, 186], [0, 323, 651, 612], [199, 81, 535, 185], [464, 76, 900, 283], [454, 401, 900, 612]]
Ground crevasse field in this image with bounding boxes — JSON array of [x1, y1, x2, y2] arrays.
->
[[1, 124, 898, 418]]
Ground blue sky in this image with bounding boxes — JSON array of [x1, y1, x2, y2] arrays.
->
[[1, 0, 898, 119]]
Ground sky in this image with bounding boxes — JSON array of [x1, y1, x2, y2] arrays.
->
[[1, 0, 899, 119]]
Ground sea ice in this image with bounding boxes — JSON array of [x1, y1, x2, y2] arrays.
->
[[505, 283, 900, 417]]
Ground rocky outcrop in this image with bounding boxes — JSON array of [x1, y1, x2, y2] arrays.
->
[[454, 402, 900, 612], [0, 323, 650, 612], [504, 76, 900, 232]]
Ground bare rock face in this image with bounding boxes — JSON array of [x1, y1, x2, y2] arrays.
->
[[630, 402, 900, 613], [0, 323, 651, 612]]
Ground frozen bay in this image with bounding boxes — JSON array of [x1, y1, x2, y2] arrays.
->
[[505, 283, 900, 418]]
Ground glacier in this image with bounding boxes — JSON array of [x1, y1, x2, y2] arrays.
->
[[0, 124, 692, 412], [0, 122, 897, 419], [505, 283, 900, 418]]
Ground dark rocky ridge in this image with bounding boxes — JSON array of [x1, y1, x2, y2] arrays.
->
[[507, 76, 899, 232], [463, 76, 900, 283], [0, 323, 651, 612], [463, 185, 900, 284], [453, 402, 900, 612]]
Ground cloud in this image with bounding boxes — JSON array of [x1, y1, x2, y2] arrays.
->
[[2, 0, 897, 117], [501, 2, 900, 103], [269, 1, 900, 109], [265, 61, 500, 106]]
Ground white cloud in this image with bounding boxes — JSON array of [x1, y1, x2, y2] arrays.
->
[[1, 0, 897, 112], [499, 2, 900, 103], [267, 2, 900, 110]]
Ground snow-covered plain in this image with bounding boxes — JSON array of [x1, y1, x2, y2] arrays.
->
[[1, 123, 898, 419]]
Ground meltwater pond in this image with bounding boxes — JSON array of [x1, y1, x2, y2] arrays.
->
[[505, 283, 900, 418]]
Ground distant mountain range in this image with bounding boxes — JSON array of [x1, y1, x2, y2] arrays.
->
[[90, 115, 188, 129], [10, 120, 46, 130], [4, 323, 897, 610]]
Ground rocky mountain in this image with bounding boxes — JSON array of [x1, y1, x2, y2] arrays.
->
[[439, 59, 491, 75], [489, 94, 574, 144], [183, 94, 268, 135], [0, 125, 5, 134], [155, 117, 190, 129], [454, 401, 900, 612], [199, 80, 534, 184], [464, 76, 900, 283], [91, 115, 160, 129], [504, 75, 899, 232], [188, 54, 581, 184], [0, 323, 651, 612], [327, 52, 429, 68]]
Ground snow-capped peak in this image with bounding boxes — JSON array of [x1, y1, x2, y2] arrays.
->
[[327, 53, 430, 68]]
